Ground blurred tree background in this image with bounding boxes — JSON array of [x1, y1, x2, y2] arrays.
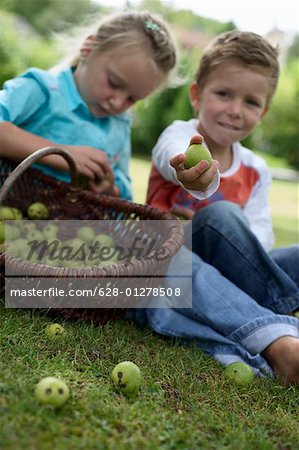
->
[[0, 0, 298, 168]]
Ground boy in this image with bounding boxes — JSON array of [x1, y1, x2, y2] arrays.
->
[[135, 31, 299, 385]]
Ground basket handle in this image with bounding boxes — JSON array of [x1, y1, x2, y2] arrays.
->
[[0, 146, 78, 204]]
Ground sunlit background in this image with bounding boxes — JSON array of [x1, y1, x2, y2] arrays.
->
[[97, 0, 299, 35]]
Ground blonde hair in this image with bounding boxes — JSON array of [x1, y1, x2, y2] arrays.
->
[[53, 11, 178, 85], [196, 30, 280, 104]]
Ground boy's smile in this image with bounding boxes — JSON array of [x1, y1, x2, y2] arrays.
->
[[190, 64, 270, 155]]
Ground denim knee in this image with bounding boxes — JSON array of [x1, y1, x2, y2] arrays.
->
[[192, 201, 249, 232]]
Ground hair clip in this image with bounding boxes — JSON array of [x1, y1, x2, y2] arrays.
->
[[144, 19, 160, 32]]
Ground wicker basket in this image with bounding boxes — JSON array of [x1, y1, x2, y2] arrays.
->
[[0, 147, 184, 323]]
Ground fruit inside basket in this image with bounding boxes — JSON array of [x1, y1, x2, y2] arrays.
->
[[0, 147, 184, 323]]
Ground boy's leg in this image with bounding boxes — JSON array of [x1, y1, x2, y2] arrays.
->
[[129, 249, 299, 383], [191, 201, 299, 314], [143, 307, 274, 377], [173, 251, 299, 357], [270, 246, 299, 285]]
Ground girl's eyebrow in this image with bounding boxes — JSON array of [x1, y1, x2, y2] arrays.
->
[[108, 67, 142, 100], [107, 66, 125, 85]]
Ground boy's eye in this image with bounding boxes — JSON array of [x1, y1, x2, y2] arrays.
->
[[127, 95, 137, 104], [216, 90, 229, 98], [109, 78, 120, 89], [246, 99, 261, 107]]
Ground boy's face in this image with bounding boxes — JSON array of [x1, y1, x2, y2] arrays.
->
[[73, 47, 164, 118], [189, 64, 270, 150]]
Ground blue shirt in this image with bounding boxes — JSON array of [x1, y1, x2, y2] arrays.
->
[[0, 67, 133, 200]]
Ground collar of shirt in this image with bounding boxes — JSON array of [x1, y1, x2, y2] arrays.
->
[[57, 67, 89, 114]]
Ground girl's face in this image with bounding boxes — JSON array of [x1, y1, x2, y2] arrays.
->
[[73, 47, 164, 117], [189, 64, 270, 152]]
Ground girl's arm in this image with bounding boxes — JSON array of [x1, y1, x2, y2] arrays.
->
[[0, 121, 114, 182]]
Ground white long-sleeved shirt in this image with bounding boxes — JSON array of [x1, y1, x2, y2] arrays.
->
[[147, 119, 274, 251]]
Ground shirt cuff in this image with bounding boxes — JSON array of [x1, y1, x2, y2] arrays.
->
[[184, 169, 220, 201]]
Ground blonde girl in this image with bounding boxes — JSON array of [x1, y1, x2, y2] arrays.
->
[[0, 11, 178, 198]]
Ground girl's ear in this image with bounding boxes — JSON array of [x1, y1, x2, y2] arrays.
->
[[80, 34, 97, 58], [189, 83, 201, 113]]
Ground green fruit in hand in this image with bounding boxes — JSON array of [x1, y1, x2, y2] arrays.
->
[[27, 202, 49, 220], [35, 377, 70, 407], [294, 310, 299, 319], [224, 362, 255, 386], [184, 142, 212, 170], [111, 361, 142, 395], [76, 226, 96, 243], [45, 323, 66, 339]]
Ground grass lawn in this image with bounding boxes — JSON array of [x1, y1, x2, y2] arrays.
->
[[0, 157, 298, 450]]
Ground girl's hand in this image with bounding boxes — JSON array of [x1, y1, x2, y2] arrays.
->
[[41, 144, 115, 184], [88, 177, 120, 197], [169, 136, 218, 192]]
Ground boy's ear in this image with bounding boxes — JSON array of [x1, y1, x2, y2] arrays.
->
[[189, 83, 201, 113], [261, 105, 269, 119]]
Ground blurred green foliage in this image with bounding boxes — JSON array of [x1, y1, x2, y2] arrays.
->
[[243, 59, 299, 169], [0, 0, 99, 36], [137, 0, 236, 34], [287, 33, 299, 61], [0, 10, 60, 87]]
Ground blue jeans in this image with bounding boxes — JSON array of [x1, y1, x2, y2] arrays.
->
[[129, 201, 299, 377]]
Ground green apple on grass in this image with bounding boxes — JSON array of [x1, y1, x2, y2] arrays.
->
[[111, 361, 142, 395], [224, 362, 255, 386], [45, 323, 66, 339], [184, 135, 212, 170], [35, 377, 70, 407]]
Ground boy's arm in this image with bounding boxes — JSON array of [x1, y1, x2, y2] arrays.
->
[[152, 121, 219, 199], [243, 165, 274, 251]]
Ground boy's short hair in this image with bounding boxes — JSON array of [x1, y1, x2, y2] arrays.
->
[[195, 30, 280, 104]]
